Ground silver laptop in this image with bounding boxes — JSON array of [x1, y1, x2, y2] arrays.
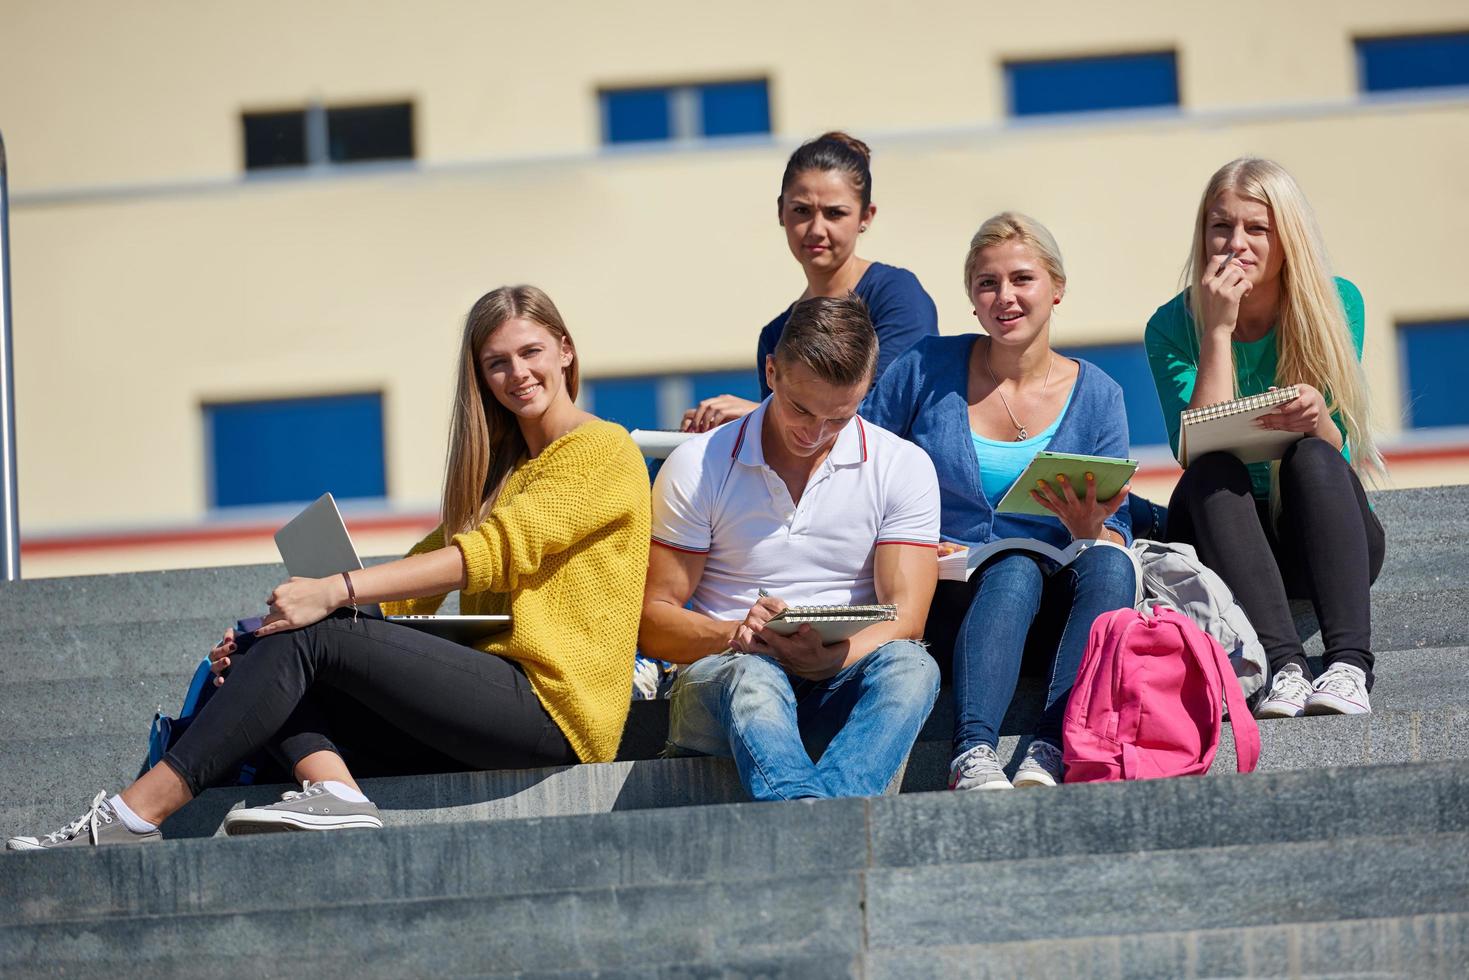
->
[[274, 493, 511, 645]]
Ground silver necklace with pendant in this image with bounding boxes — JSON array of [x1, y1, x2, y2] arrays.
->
[[985, 344, 1055, 441]]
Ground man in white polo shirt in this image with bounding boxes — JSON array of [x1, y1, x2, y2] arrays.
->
[[639, 295, 941, 801]]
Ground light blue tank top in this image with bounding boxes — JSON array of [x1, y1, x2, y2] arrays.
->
[[971, 382, 1077, 507]]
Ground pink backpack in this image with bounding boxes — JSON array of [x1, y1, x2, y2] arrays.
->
[[1062, 605, 1261, 782]]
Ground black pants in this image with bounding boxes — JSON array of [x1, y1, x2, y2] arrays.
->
[[1166, 438, 1386, 685], [163, 612, 576, 796]]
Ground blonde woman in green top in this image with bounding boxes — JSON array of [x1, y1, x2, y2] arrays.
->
[[1145, 158, 1386, 722]]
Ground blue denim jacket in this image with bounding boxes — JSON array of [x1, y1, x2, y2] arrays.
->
[[862, 334, 1133, 549]]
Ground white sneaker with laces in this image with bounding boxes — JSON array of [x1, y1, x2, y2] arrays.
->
[[1012, 739, 1065, 788], [948, 744, 1012, 791], [1256, 663, 1312, 719], [6, 791, 162, 851], [1305, 662, 1371, 716]]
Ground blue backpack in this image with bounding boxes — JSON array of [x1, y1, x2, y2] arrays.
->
[[139, 615, 290, 786]]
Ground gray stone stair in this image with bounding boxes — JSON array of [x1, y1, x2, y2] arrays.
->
[[1, 483, 1467, 977], [3, 761, 1468, 977]]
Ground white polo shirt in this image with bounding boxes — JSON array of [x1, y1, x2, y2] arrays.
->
[[651, 398, 941, 620]]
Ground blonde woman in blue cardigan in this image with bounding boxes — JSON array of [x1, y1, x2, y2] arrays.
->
[[864, 212, 1136, 792]]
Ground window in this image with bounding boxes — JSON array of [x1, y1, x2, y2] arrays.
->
[[204, 393, 387, 508], [1399, 319, 1469, 429], [584, 369, 764, 433], [1357, 32, 1469, 93], [1005, 52, 1179, 117], [1055, 342, 1170, 447], [601, 79, 771, 144], [584, 376, 663, 432], [242, 101, 414, 171], [243, 111, 308, 169]]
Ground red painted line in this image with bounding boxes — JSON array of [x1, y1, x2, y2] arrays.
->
[[22, 512, 440, 556], [730, 414, 752, 459], [1133, 443, 1469, 479], [877, 540, 940, 549]]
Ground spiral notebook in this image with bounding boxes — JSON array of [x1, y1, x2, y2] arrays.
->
[[1178, 386, 1301, 466], [760, 603, 898, 643]]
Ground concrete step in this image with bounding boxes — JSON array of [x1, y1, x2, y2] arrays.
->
[[0, 673, 194, 741], [0, 555, 443, 632], [0, 872, 864, 978], [0, 617, 217, 684], [5, 763, 1469, 976], [8, 759, 1466, 919], [7, 701, 1466, 841], [862, 831, 1469, 949], [865, 913, 1469, 979]]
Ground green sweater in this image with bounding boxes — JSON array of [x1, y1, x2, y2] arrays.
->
[[1144, 277, 1363, 500]]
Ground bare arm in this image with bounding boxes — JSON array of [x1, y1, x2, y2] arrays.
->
[[254, 547, 470, 637], [638, 543, 740, 664], [1189, 253, 1252, 410]]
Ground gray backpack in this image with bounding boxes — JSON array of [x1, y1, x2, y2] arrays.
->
[[1130, 539, 1268, 701]]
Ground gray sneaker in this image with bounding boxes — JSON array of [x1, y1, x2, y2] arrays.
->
[[1013, 739, 1065, 788], [7, 791, 163, 851], [949, 744, 1013, 791], [223, 781, 383, 835]]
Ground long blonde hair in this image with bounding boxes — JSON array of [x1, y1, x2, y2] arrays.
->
[[1184, 158, 1383, 480], [441, 285, 579, 536]]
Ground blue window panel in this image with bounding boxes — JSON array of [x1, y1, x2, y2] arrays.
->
[[1006, 52, 1179, 116], [690, 369, 763, 405], [1400, 319, 1469, 429], [589, 377, 661, 432], [1056, 343, 1169, 448], [603, 88, 672, 143], [1359, 33, 1469, 92], [699, 80, 771, 137], [206, 393, 386, 508]]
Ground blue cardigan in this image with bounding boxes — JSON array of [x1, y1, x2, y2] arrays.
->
[[862, 334, 1133, 548]]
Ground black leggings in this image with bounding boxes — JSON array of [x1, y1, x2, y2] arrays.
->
[[162, 612, 576, 796], [1166, 438, 1385, 685]]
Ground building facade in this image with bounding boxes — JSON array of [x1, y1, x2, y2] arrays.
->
[[3, 0, 1467, 574]]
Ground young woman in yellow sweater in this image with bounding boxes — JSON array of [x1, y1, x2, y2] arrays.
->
[[9, 285, 651, 850]]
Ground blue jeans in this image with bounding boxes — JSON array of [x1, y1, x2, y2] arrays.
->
[[665, 639, 940, 801], [951, 545, 1137, 755]]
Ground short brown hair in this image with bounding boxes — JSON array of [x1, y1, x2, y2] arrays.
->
[[773, 294, 878, 387]]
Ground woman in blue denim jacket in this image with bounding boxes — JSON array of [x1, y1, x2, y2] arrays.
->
[[863, 212, 1138, 791]]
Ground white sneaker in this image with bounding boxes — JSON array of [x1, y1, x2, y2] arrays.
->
[[1256, 663, 1312, 719], [1305, 663, 1371, 716], [1012, 739, 1065, 788], [948, 744, 1012, 791]]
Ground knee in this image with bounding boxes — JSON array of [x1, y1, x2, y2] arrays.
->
[[1071, 545, 1138, 599], [869, 640, 941, 700], [716, 654, 794, 709], [1280, 437, 1346, 485], [974, 554, 1045, 606], [1180, 451, 1252, 497]]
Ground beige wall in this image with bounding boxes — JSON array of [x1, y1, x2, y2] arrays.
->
[[3, 0, 1467, 573], [4, 0, 1466, 190]]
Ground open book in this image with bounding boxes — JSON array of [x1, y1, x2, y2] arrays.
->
[[760, 603, 898, 643], [1178, 386, 1301, 466], [940, 539, 1131, 583]]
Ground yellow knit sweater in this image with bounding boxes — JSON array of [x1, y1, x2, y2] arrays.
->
[[382, 420, 650, 763]]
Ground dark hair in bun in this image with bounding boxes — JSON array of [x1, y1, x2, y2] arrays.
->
[[779, 131, 873, 209]]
